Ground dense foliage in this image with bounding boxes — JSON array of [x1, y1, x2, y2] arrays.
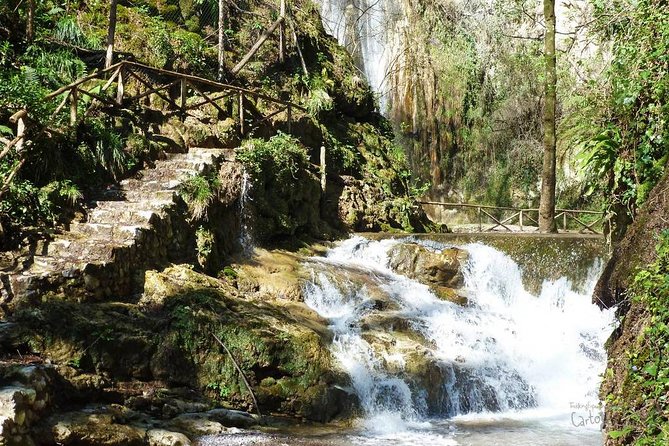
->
[[606, 231, 669, 444], [574, 0, 669, 236], [237, 132, 310, 186], [391, 0, 600, 210]]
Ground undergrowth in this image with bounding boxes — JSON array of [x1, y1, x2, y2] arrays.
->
[[607, 230, 669, 444]]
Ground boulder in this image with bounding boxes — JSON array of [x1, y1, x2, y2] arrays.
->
[[165, 413, 225, 437], [35, 409, 146, 446], [388, 243, 468, 304], [146, 429, 192, 446]]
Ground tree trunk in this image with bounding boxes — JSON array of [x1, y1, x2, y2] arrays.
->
[[26, 0, 35, 42], [218, 0, 226, 80], [539, 0, 558, 233], [105, 0, 118, 69]]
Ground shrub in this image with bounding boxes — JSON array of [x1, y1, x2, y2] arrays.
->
[[179, 171, 221, 220], [236, 132, 310, 187]]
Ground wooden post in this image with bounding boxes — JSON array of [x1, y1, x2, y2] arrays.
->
[[105, 0, 119, 69], [26, 0, 35, 42], [478, 207, 482, 232], [290, 20, 309, 76], [70, 89, 78, 125], [218, 0, 226, 80], [116, 67, 124, 105], [16, 116, 26, 153], [519, 209, 524, 232], [180, 78, 187, 120], [287, 104, 292, 133], [8, 110, 28, 155], [320, 145, 326, 193], [231, 16, 285, 75], [279, 0, 286, 63], [563, 211, 567, 231], [239, 93, 245, 135]]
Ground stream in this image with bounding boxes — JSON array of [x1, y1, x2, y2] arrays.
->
[[201, 236, 615, 445]]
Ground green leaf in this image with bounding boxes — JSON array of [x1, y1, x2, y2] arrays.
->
[[0, 125, 14, 137]]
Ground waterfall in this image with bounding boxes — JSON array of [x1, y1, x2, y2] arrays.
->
[[317, 0, 403, 112], [238, 170, 254, 254], [303, 236, 615, 430]]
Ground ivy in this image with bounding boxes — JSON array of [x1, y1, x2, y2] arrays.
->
[[580, 0, 669, 220], [607, 231, 669, 444]]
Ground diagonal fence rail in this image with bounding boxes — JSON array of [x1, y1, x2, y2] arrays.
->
[[419, 201, 605, 235]]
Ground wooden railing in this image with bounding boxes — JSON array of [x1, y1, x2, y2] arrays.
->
[[0, 60, 306, 198], [419, 201, 605, 234]]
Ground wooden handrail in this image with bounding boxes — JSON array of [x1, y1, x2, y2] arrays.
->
[[43, 60, 305, 111], [419, 200, 605, 234], [418, 201, 604, 215]]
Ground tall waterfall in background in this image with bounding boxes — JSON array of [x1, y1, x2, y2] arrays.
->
[[303, 237, 615, 430], [317, 0, 403, 111]]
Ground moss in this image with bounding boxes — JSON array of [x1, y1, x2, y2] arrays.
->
[[602, 232, 669, 445]]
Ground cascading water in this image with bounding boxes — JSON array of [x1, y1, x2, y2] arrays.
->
[[317, 0, 403, 111], [302, 236, 615, 440], [238, 170, 254, 254]]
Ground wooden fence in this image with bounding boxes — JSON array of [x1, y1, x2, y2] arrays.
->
[[0, 60, 306, 199], [419, 201, 605, 234]]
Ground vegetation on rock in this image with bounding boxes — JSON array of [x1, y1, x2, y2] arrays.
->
[[603, 232, 669, 445]]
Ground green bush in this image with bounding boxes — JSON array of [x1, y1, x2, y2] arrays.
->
[[179, 171, 221, 220], [236, 132, 310, 187], [577, 0, 669, 222]]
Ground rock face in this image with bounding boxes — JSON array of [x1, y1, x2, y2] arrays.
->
[[0, 365, 58, 446], [6, 264, 350, 432], [596, 169, 669, 445], [388, 243, 468, 304]]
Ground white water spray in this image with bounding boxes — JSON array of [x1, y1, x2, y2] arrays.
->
[[238, 170, 254, 254], [303, 236, 615, 430], [317, 0, 403, 112]]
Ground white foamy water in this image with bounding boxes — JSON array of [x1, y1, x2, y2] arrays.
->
[[200, 235, 614, 446], [317, 0, 403, 112], [302, 236, 615, 442], [238, 170, 254, 254]]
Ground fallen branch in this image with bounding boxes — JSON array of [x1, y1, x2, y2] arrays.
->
[[211, 332, 262, 417]]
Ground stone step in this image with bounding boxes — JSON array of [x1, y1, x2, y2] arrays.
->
[[155, 159, 212, 172], [123, 189, 177, 203], [2, 143, 240, 307], [44, 237, 128, 261], [93, 197, 175, 209], [134, 167, 200, 183], [87, 207, 160, 226], [169, 148, 233, 162], [120, 178, 182, 192], [69, 222, 147, 241]]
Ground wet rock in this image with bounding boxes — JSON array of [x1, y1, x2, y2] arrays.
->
[[388, 243, 468, 303], [166, 413, 225, 437], [34, 408, 146, 446], [146, 428, 192, 446], [205, 408, 258, 428], [234, 249, 306, 301]]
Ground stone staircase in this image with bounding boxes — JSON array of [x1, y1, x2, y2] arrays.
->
[[0, 147, 235, 313]]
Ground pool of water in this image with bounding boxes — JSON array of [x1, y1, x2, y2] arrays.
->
[[198, 410, 603, 446]]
